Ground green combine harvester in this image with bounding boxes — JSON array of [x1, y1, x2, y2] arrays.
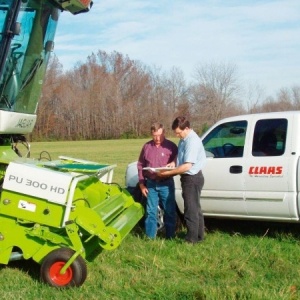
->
[[0, 0, 143, 287]]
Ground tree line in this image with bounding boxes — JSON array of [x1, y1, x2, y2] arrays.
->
[[31, 50, 300, 141]]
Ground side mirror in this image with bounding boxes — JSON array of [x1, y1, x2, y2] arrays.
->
[[230, 128, 245, 135], [12, 22, 21, 35], [45, 41, 54, 52]]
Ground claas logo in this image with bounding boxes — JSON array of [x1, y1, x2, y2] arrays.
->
[[249, 166, 283, 175]]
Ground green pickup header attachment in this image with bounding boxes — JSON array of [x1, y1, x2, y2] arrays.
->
[[0, 156, 143, 287]]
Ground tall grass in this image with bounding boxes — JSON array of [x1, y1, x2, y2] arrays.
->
[[1, 140, 300, 299]]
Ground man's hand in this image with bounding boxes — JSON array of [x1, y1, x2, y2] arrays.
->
[[139, 183, 148, 197], [158, 161, 176, 177], [166, 161, 176, 168], [158, 162, 193, 177]]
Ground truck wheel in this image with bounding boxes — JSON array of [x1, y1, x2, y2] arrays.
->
[[40, 248, 87, 287], [157, 205, 165, 232], [129, 184, 165, 231]]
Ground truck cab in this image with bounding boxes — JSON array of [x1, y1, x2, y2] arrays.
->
[[126, 111, 300, 223]]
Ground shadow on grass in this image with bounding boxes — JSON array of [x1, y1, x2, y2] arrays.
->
[[131, 206, 186, 240], [4, 258, 41, 281], [131, 211, 300, 242], [204, 218, 300, 240]]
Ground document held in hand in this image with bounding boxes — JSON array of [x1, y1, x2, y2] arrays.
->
[[143, 167, 175, 173]]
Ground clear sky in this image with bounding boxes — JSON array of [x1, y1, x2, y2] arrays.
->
[[53, 0, 300, 98]]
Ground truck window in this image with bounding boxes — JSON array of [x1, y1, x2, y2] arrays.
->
[[252, 118, 287, 156], [203, 120, 247, 158]]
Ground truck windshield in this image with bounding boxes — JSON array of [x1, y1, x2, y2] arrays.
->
[[0, 0, 59, 114]]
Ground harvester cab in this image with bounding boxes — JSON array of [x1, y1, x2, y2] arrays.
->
[[0, 0, 144, 287]]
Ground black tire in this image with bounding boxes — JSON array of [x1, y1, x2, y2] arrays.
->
[[40, 248, 87, 287]]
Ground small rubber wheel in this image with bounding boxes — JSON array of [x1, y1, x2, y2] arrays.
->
[[40, 248, 87, 287]]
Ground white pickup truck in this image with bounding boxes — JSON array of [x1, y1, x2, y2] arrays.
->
[[126, 111, 300, 224]]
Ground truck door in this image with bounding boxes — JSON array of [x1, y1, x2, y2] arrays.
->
[[244, 116, 295, 220], [201, 120, 247, 216]]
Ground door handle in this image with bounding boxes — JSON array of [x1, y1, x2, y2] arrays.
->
[[230, 165, 243, 174]]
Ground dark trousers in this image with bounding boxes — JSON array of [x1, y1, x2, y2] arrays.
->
[[180, 171, 205, 242]]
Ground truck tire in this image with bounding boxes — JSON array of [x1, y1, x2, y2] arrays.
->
[[40, 248, 87, 287], [127, 184, 165, 231]]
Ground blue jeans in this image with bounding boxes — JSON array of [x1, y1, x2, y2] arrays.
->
[[145, 178, 176, 239]]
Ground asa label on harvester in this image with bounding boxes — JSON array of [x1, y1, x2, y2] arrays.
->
[[3, 162, 73, 204], [18, 200, 36, 212]]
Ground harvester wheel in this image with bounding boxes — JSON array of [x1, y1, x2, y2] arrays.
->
[[40, 248, 87, 287]]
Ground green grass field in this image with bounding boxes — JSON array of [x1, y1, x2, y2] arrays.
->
[[1, 140, 300, 299]]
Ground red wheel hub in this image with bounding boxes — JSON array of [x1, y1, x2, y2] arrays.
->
[[49, 261, 73, 286]]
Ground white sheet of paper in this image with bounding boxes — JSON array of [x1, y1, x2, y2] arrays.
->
[[143, 167, 175, 173]]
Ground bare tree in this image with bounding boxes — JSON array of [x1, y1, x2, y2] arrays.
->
[[253, 86, 300, 113], [33, 54, 63, 140], [245, 82, 266, 113], [33, 50, 299, 141], [291, 85, 300, 109], [164, 67, 187, 113], [189, 62, 242, 131]]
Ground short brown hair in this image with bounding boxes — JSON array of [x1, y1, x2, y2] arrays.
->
[[151, 122, 164, 132], [172, 116, 190, 130]]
